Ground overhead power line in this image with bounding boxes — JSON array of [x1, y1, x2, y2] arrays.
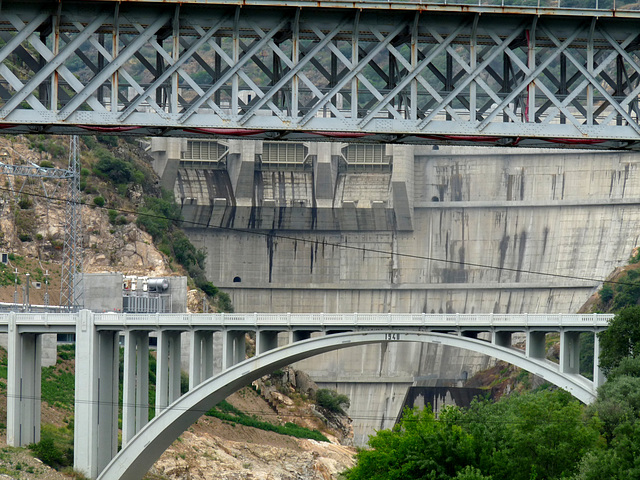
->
[[0, 185, 633, 288]]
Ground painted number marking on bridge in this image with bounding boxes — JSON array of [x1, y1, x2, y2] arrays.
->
[[385, 333, 401, 340]]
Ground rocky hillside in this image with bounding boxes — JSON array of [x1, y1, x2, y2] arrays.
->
[[0, 134, 175, 305], [0, 133, 356, 479], [151, 369, 356, 480]]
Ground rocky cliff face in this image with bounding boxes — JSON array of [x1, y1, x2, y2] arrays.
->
[[151, 372, 356, 480], [152, 420, 356, 480]]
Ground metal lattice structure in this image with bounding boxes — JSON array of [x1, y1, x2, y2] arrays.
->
[[0, 149, 80, 310], [2, 1, 640, 148], [59, 136, 83, 311]]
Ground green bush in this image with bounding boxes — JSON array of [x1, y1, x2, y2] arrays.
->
[[200, 282, 219, 298], [82, 136, 97, 150], [136, 190, 181, 240], [97, 135, 118, 147], [29, 437, 65, 467], [217, 292, 234, 313], [108, 209, 118, 224], [316, 389, 350, 414], [93, 150, 135, 184], [29, 424, 74, 468], [600, 283, 614, 304], [18, 196, 32, 209], [137, 189, 232, 311], [93, 196, 105, 207]]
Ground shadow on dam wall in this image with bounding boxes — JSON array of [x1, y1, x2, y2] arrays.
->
[[396, 386, 496, 424]]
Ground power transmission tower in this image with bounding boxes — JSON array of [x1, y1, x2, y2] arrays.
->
[[59, 136, 83, 311], [0, 140, 81, 310]]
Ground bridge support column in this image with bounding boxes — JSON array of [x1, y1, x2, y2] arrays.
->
[[526, 331, 547, 359], [189, 330, 214, 389], [291, 330, 312, 343], [74, 310, 119, 479], [156, 331, 182, 414], [257, 330, 279, 355], [7, 312, 42, 447], [593, 332, 606, 388], [493, 331, 512, 348], [123, 331, 150, 445], [223, 330, 246, 370], [560, 330, 581, 374]]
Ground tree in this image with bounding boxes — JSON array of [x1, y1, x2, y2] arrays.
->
[[316, 388, 350, 414], [344, 407, 476, 480], [575, 363, 640, 479], [464, 390, 599, 480], [598, 306, 640, 375], [344, 390, 599, 480]]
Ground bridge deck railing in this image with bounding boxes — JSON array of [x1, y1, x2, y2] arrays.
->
[[82, 312, 613, 328]]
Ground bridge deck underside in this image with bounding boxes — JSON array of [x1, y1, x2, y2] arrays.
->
[[2, 1, 640, 148]]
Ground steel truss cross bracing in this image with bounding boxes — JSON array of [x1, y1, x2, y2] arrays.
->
[[1, 1, 640, 149]]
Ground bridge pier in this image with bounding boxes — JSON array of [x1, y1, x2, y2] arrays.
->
[[526, 331, 547, 359], [156, 331, 182, 414], [122, 331, 150, 445], [223, 330, 247, 370], [6, 312, 42, 447], [291, 330, 313, 343], [560, 330, 581, 375], [74, 311, 119, 479], [257, 330, 279, 355], [493, 331, 512, 348], [593, 334, 606, 388], [189, 330, 215, 389]]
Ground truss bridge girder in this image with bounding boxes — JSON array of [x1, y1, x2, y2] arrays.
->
[[1, 2, 640, 149]]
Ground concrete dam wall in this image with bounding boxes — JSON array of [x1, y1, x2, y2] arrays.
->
[[150, 138, 640, 443]]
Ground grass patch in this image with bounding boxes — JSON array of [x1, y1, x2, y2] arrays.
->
[[206, 401, 329, 442], [41, 345, 76, 410], [29, 423, 74, 468]]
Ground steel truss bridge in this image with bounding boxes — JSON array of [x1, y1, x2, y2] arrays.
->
[[1, 1, 640, 148], [2, 310, 611, 479]]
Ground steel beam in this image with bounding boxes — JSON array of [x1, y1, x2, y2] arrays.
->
[[0, 2, 639, 149]]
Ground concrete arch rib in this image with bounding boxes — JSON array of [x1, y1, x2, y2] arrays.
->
[[98, 331, 595, 480]]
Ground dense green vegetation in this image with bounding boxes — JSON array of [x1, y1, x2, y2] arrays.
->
[[316, 388, 350, 414], [206, 400, 329, 442], [597, 261, 640, 312], [597, 305, 640, 375], [343, 296, 640, 480], [29, 423, 75, 470], [343, 389, 600, 480], [41, 345, 75, 411]]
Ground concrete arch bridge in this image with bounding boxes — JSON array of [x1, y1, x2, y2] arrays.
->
[[0, 310, 611, 479]]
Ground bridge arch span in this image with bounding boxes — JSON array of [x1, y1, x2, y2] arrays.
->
[[98, 330, 595, 480]]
